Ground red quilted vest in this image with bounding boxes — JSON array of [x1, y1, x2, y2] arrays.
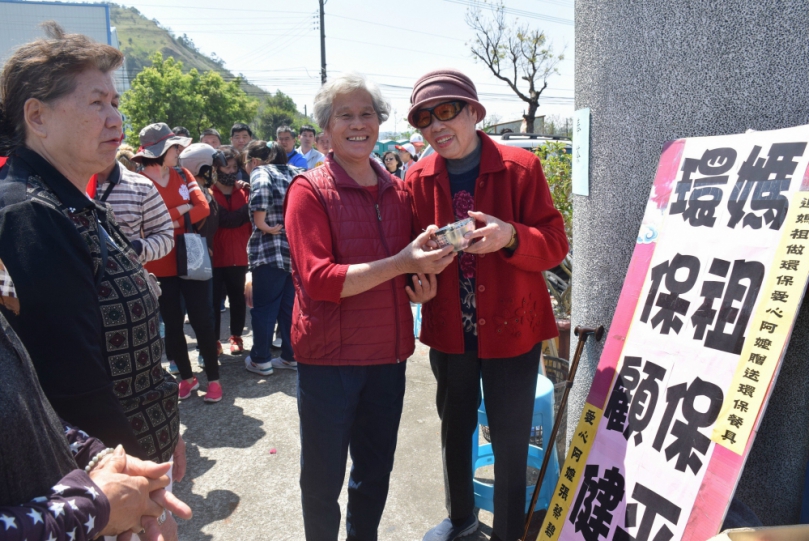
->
[[287, 158, 415, 365]]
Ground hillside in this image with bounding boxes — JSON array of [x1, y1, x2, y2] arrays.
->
[[110, 4, 268, 100]]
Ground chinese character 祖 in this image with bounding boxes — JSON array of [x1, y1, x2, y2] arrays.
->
[[569, 465, 625, 541], [614, 483, 682, 541], [727, 142, 807, 231], [691, 258, 730, 340], [641, 254, 700, 335], [704, 259, 765, 354], [790, 229, 809, 240], [652, 378, 724, 475]]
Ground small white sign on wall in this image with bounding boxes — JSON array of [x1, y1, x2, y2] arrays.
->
[[572, 108, 591, 196]]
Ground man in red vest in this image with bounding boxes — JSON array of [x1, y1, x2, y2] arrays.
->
[[405, 69, 569, 541]]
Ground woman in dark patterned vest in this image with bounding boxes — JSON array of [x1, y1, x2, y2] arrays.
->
[[0, 23, 185, 537]]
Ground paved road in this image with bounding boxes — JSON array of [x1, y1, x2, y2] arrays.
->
[[171, 308, 504, 540]]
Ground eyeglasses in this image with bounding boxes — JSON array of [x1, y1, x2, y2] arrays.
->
[[384, 157, 396, 161], [412, 100, 467, 129]]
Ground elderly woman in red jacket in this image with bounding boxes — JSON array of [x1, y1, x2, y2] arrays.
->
[[405, 69, 569, 541], [284, 72, 455, 541]]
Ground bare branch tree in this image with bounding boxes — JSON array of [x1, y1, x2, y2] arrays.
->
[[466, 1, 564, 133]]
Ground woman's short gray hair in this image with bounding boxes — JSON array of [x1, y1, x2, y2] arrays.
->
[[312, 72, 390, 131]]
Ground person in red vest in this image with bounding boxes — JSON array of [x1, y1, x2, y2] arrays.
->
[[284, 72, 456, 541], [405, 69, 569, 541]]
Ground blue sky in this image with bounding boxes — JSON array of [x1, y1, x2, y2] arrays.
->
[[74, 0, 575, 132]]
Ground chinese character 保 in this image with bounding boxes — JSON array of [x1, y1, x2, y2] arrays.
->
[[776, 275, 795, 286], [641, 254, 700, 335], [652, 378, 724, 475], [570, 465, 625, 541], [727, 142, 807, 231], [733, 399, 749, 412]]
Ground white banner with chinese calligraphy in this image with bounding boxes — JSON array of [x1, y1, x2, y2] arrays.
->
[[543, 124, 809, 541]]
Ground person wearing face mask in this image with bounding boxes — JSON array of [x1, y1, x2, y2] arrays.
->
[[206, 146, 251, 356], [135, 126, 221, 404]]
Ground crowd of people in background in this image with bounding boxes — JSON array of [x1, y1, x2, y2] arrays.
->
[[0, 22, 567, 541]]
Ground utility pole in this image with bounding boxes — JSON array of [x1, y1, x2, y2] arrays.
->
[[319, 0, 327, 85]]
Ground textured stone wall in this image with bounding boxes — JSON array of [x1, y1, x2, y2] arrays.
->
[[571, 0, 809, 525]]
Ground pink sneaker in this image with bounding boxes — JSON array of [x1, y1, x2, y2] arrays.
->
[[178, 377, 199, 400], [204, 381, 223, 403]]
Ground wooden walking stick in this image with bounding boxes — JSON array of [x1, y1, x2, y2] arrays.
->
[[522, 325, 605, 541]]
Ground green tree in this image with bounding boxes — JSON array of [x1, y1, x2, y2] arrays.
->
[[535, 141, 572, 242], [120, 52, 257, 142], [255, 91, 311, 141]]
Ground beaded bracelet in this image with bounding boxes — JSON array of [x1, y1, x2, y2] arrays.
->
[[84, 448, 115, 473]]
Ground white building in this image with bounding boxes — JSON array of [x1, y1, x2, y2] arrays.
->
[[0, 0, 129, 92]]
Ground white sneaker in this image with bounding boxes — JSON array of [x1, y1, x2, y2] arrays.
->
[[270, 357, 297, 370], [272, 337, 282, 348], [245, 355, 274, 376]]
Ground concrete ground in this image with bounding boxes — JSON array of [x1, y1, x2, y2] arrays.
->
[[171, 306, 508, 540]]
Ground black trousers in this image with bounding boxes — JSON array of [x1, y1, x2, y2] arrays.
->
[[212, 266, 247, 340], [158, 276, 219, 381], [429, 343, 541, 541]]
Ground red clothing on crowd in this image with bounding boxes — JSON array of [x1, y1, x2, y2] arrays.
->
[[211, 184, 251, 267], [406, 131, 569, 359], [284, 157, 415, 366], [0, 157, 7, 169], [143, 167, 210, 277]]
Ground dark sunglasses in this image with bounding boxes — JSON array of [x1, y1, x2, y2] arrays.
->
[[413, 100, 467, 129]]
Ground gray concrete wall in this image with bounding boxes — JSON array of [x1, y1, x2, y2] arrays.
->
[[571, 0, 809, 525]]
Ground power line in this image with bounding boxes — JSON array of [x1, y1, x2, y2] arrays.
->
[[444, 0, 573, 25], [328, 13, 465, 43]]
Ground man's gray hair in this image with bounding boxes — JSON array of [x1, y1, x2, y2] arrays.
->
[[312, 72, 390, 130]]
